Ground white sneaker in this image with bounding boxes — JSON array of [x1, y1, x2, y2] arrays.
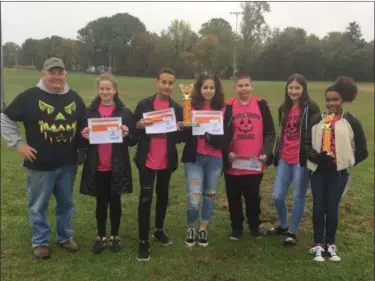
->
[[184, 228, 196, 247], [310, 245, 325, 262], [326, 244, 341, 262]]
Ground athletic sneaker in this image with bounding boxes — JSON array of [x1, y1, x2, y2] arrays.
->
[[153, 229, 173, 245], [310, 245, 325, 262], [197, 229, 209, 247], [250, 228, 264, 239], [109, 236, 122, 253], [184, 228, 196, 247], [137, 241, 150, 261], [326, 244, 341, 262], [266, 226, 289, 236], [92, 237, 106, 254], [283, 232, 297, 246], [229, 229, 243, 241]]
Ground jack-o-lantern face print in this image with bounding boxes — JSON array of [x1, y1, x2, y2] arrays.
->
[[285, 115, 299, 141], [238, 117, 253, 134], [38, 100, 77, 144]]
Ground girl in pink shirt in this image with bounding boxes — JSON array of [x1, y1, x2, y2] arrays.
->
[[266, 74, 320, 246], [179, 73, 225, 247], [80, 73, 137, 254]]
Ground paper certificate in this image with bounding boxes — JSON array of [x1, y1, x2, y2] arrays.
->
[[192, 110, 224, 136], [143, 108, 177, 134], [88, 117, 123, 144], [232, 156, 263, 171]]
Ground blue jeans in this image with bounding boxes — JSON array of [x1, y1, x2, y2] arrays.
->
[[184, 154, 222, 228], [27, 165, 76, 248], [273, 159, 309, 233]]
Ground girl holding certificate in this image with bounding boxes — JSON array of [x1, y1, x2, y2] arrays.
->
[[266, 74, 320, 246], [179, 73, 225, 247], [80, 73, 137, 254], [305, 77, 367, 262]]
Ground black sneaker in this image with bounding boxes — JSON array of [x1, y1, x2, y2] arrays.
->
[[250, 228, 264, 239], [92, 237, 106, 254], [310, 245, 325, 262], [266, 226, 289, 236], [229, 229, 243, 241], [184, 228, 196, 247], [136, 241, 150, 261], [153, 229, 173, 245], [109, 236, 122, 253], [283, 232, 297, 246], [326, 244, 341, 262], [197, 229, 209, 247]]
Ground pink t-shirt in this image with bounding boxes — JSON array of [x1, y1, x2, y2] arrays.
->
[[97, 103, 115, 171], [226, 96, 265, 175], [145, 98, 169, 170], [280, 105, 300, 164], [195, 104, 223, 158]]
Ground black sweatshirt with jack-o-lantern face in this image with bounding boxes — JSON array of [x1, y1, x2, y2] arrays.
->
[[2, 87, 86, 170]]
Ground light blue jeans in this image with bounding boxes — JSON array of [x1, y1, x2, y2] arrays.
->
[[273, 159, 309, 234], [27, 165, 76, 248], [184, 154, 223, 228]]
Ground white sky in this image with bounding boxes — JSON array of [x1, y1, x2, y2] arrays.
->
[[2, 1, 374, 46]]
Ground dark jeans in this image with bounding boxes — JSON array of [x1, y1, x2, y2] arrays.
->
[[224, 173, 263, 231], [138, 167, 172, 241], [310, 169, 348, 244], [95, 171, 121, 237]]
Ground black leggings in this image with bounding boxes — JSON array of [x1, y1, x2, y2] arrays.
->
[[95, 171, 121, 237], [138, 167, 172, 241]]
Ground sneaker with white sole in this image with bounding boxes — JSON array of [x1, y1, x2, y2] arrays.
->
[[197, 229, 209, 247], [310, 245, 325, 262], [326, 244, 341, 262], [229, 229, 243, 241], [184, 228, 196, 247], [137, 241, 150, 261], [153, 229, 173, 245]]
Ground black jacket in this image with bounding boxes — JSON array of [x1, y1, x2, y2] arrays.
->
[[79, 97, 138, 196], [222, 96, 276, 170], [133, 94, 183, 172], [304, 111, 368, 169], [273, 100, 320, 167]]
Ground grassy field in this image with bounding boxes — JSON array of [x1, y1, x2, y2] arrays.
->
[[1, 69, 374, 281]]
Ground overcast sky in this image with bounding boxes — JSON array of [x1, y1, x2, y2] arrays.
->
[[2, 1, 374, 46]]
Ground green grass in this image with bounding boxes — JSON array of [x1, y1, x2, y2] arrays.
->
[[1, 69, 374, 281]]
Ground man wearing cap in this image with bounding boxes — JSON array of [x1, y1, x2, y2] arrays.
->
[[1, 57, 86, 259]]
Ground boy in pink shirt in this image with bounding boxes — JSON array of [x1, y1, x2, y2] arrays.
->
[[222, 72, 276, 240], [133, 68, 183, 261]]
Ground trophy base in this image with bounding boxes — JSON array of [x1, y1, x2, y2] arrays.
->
[[180, 122, 199, 127]]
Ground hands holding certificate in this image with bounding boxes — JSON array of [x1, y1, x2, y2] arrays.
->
[[228, 152, 267, 171], [141, 108, 177, 134], [81, 118, 129, 144]]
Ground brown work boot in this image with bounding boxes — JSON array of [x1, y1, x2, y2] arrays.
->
[[59, 239, 79, 252], [34, 246, 50, 259]]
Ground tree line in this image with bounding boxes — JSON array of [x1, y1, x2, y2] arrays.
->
[[3, 2, 374, 81]]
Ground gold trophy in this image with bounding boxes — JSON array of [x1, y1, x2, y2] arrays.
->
[[180, 84, 198, 127], [322, 113, 335, 153]]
